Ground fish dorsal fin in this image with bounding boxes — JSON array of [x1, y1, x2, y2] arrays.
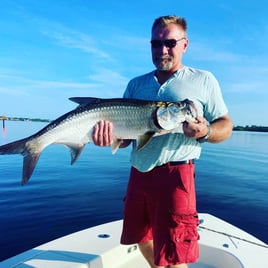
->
[[69, 97, 100, 106], [136, 132, 155, 151], [65, 143, 85, 164]]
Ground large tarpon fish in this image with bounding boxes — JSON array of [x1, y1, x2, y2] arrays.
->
[[0, 97, 197, 185]]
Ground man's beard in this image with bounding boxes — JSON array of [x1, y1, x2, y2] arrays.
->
[[154, 56, 173, 71]]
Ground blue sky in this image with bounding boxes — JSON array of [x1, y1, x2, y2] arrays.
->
[[0, 0, 267, 126]]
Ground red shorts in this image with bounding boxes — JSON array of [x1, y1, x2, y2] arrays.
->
[[120, 161, 200, 266]]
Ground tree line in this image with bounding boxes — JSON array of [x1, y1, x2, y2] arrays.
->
[[233, 125, 268, 132]]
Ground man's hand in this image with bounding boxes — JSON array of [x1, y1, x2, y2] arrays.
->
[[183, 114, 233, 143], [92, 120, 132, 148], [183, 116, 208, 139], [92, 120, 114, 146]]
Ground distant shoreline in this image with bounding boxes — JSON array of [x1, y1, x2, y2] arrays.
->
[[233, 125, 268, 132], [2, 117, 51, 123]]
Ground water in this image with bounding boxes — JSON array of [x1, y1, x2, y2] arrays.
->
[[0, 123, 267, 261]]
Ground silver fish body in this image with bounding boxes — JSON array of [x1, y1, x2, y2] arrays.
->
[[0, 97, 197, 184]]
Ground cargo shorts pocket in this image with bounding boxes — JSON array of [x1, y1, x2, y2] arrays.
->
[[167, 217, 200, 263]]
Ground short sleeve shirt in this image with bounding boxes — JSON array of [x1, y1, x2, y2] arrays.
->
[[123, 66, 228, 172]]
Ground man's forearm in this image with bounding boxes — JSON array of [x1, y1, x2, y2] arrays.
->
[[208, 115, 233, 143]]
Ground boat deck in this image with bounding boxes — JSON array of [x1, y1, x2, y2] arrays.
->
[[1, 213, 267, 268]]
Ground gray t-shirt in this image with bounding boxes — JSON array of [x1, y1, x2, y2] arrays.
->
[[123, 66, 228, 172]]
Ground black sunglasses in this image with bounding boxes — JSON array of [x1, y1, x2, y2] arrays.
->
[[150, 38, 186, 49]]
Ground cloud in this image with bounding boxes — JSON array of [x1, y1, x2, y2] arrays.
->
[[87, 68, 128, 85], [0, 67, 128, 99], [0, 68, 129, 120], [105, 34, 149, 51], [0, 86, 30, 97], [222, 63, 268, 94], [25, 14, 113, 61], [227, 81, 267, 94], [0, 72, 92, 98], [41, 26, 111, 59], [188, 40, 241, 63]]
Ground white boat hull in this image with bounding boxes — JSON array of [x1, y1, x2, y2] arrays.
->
[[1, 213, 267, 268]]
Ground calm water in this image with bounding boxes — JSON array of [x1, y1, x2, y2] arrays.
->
[[0, 122, 267, 261]]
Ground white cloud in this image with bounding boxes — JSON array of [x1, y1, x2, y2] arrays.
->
[[227, 81, 267, 93], [87, 68, 128, 84], [41, 28, 110, 59], [188, 40, 241, 63], [0, 67, 128, 99], [0, 86, 30, 97]]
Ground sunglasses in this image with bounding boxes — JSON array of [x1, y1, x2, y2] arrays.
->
[[150, 38, 186, 49]]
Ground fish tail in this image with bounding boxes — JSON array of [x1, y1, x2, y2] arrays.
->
[[22, 152, 41, 185], [0, 138, 41, 185], [0, 138, 27, 155]]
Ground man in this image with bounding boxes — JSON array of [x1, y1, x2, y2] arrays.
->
[[93, 15, 233, 268]]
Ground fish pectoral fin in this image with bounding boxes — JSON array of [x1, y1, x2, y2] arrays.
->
[[136, 132, 155, 151], [65, 143, 85, 165], [111, 139, 124, 154], [22, 153, 41, 185]]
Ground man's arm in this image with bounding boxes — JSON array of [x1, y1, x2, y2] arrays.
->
[[183, 114, 233, 143]]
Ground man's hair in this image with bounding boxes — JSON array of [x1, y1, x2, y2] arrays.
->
[[152, 15, 187, 33]]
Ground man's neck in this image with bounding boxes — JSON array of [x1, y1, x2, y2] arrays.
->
[[155, 70, 176, 85], [155, 65, 184, 85]]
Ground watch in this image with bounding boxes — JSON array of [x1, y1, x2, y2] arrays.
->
[[197, 125, 211, 143]]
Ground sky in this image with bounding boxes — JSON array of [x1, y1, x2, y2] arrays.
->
[[0, 0, 267, 126]]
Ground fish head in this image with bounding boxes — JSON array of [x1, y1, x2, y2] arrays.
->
[[155, 99, 197, 130], [181, 99, 198, 123]]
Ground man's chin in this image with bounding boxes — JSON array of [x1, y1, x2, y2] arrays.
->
[[155, 61, 173, 71], [157, 65, 173, 71]]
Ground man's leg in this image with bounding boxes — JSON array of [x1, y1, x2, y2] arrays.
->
[[139, 241, 161, 268], [138, 241, 188, 268]]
